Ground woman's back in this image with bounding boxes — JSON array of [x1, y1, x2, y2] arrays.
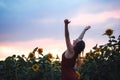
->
[[62, 52, 78, 80]]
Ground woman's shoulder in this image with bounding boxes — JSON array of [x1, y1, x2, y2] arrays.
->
[[64, 50, 75, 59]]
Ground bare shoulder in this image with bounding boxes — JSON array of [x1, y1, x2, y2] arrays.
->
[[64, 50, 74, 59]]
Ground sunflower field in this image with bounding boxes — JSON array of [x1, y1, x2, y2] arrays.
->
[[0, 29, 120, 80], [0, 47, 61, 80], [79, 29, 120, 80]]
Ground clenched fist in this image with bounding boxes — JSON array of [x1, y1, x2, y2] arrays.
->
[[64, 19, 71, 25]]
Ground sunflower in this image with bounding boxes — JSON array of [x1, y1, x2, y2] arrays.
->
[[104, 29, 113, 36], [22, 54, 25, 58], [32, 64, 39, 72], [38, 48, 43, 55], [47, 52, 53, 59], [89, 50, 94, 57], [12, 54, 16, 58], [28, 52, 35, 58], [95, 48, 101, 52]]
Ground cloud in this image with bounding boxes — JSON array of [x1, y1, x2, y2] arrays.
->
[[70, 10, 120, 26]]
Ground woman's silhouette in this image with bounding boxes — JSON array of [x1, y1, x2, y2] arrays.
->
[[61, 19, 91, 80]]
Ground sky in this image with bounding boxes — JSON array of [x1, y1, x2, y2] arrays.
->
[[0, 0, 120, 60]]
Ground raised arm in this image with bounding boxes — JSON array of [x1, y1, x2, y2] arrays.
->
[[64, 19, 74, 54], [77, 26, 91, 41]]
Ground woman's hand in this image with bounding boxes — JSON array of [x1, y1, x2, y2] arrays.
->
[[64, 19, 71, 25]]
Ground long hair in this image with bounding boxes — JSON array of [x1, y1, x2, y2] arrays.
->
[[74, 40, 85, 58]]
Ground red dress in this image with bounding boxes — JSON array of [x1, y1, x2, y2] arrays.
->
[[61, 52, 78, 80]]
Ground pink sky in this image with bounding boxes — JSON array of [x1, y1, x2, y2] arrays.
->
[[0, 34, 108, 60]]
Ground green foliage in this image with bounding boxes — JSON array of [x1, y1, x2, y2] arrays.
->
[[80, 35, 120, 80], [0, 48, 61, 80]]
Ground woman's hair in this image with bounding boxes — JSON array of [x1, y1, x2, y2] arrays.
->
[[74, 40, 85, 58]]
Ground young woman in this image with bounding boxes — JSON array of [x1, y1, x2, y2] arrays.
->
[[61, 19, 91, 80]]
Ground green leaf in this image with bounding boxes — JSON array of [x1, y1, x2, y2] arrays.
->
[[112, 40, 117, 43], [110, 36, 115, 39], [93, 44, 97, 50]]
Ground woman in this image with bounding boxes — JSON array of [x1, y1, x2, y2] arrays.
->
[[62, 19, 91, 80]]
